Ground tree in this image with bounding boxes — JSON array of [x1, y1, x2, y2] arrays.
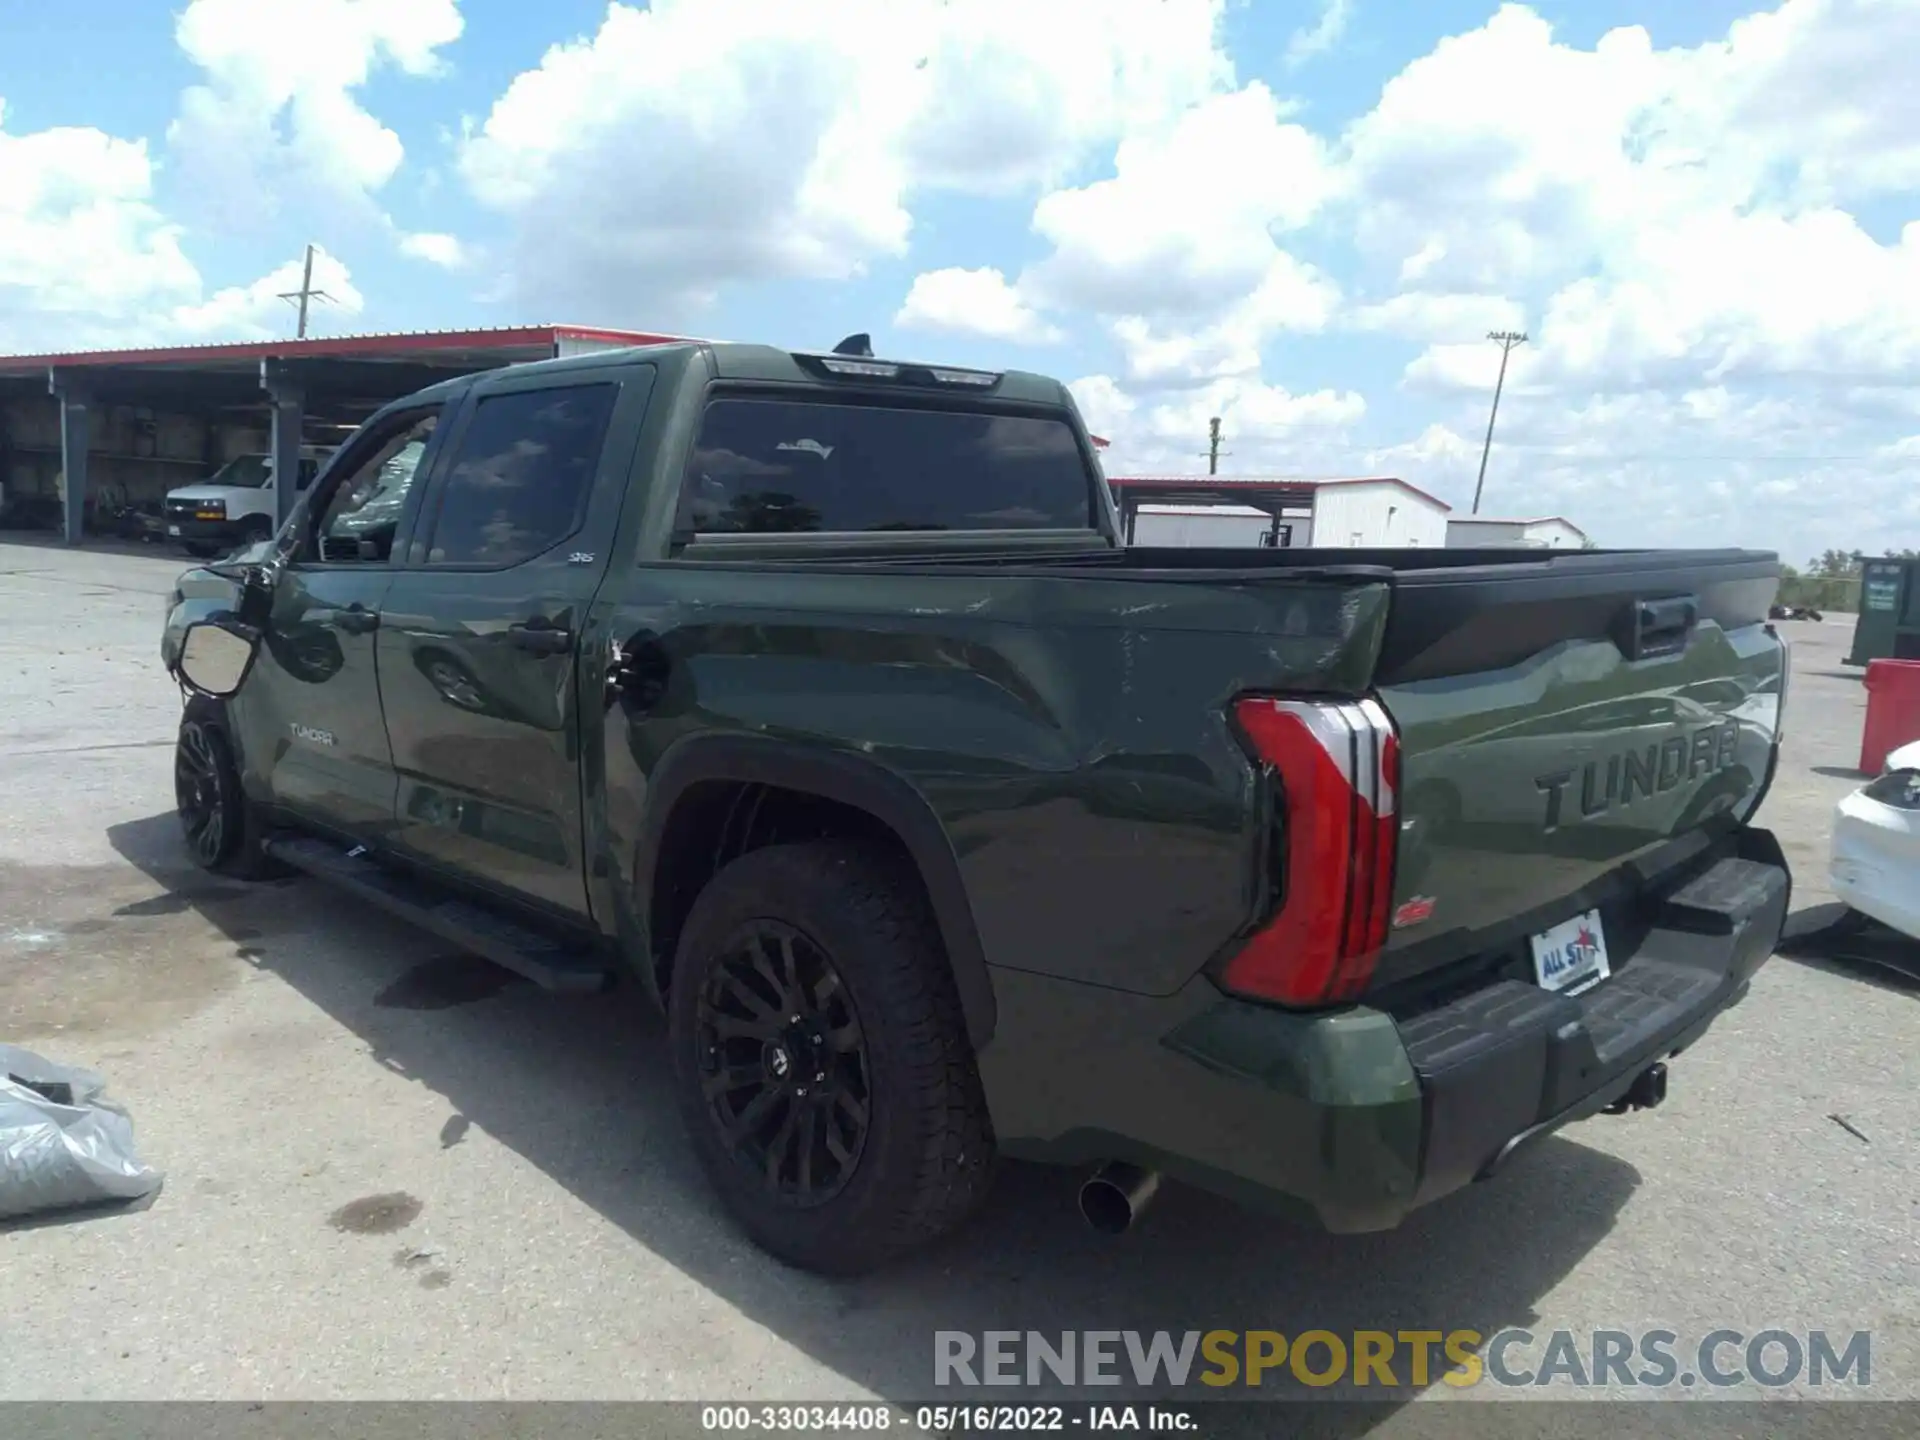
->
[[1810, 549, 1865, 577]]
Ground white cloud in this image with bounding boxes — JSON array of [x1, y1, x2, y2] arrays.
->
[[1352, 292, 1527, 343], [0, 98, 366, 353], [1286, 0, 1353, 69], [1342, 1, 1920, 396], [1108, 256, 1340, 387], [168, 0, 463, 224], [1311, 0, 1920, 551], [898, 0, 1229, 195], [1027, 86, 1334, 317], [457, 0, 1230, 321], [170, 246, 366, 339], [894, 267, 1060, 344], [1022, 84, 1339, 385], [1073, 372, 1365, 476], [398, 230, 467, 268], [0, 103, 200, 348]]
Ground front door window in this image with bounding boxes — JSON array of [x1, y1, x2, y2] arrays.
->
[[313, 414, 439, 563]]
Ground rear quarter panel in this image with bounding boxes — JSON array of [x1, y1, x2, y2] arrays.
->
[[599, 565, 1388, 996]]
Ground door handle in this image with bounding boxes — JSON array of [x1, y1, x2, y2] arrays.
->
[[1631, 596, 1698, 660], [1613, 595, 1697, 661], [509, 621, 574, 656], [334, 604, 379, 635]]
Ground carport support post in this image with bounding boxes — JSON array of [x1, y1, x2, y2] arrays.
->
[[47, 370, 90, 546], [261, 359, 306, 528]]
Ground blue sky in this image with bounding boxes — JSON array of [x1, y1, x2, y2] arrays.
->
[[2, 0, 1916, 559]]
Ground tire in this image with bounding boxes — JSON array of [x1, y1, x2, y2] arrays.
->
[[668, 840, 996, 1274], [173, 697, 279, 879], [183, 541, 219, 558], [239, 516, 274, 547]]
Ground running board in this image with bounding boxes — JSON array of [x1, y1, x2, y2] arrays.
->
[[263, 836, 615, 994]]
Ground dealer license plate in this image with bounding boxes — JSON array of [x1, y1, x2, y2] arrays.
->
[[1530, 908, 1611, 995], [167, 524, 180, 536]]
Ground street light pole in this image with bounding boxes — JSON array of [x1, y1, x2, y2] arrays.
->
[[1472, 329, 1528, 515]]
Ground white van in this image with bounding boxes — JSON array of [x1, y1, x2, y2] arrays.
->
[[164, 449, 328, 557]]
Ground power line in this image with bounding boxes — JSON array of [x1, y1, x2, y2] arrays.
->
[[276, 243, 334, 339], [1202, 415, 1231, 475], [1472, 330, 1527, 514]]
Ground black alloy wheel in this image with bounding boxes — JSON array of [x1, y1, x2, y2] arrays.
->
[[175, 718, 233, 868], [694, 920, 871, 1207], [668, 839, 996, 1273]]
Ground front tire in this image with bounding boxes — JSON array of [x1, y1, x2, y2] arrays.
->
[[668, 840, 996, 1274], [174, 698, 277, 879]]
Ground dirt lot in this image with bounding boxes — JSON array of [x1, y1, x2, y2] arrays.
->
[[2, 538, 1915, 1413]]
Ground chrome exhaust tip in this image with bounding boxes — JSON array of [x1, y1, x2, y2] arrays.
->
[[1078, 1162, 1163, 1235]]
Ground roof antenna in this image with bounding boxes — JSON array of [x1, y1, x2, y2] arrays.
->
[[831, 333, 874, 358]]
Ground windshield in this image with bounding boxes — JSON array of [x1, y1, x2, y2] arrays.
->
[[204, 455, 272, 489]]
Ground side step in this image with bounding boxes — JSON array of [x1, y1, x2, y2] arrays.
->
[[263, 835, 616, 994]]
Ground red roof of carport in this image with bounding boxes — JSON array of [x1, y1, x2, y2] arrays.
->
[[0, 324, 689, 372]]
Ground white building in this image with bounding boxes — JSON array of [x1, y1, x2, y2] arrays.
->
[[1111, 476, 1451, 549], [1446, 515, 1590, 549], [1128, 505, 1276, 547]]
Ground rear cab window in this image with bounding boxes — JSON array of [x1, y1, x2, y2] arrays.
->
[[673, 397, 1096, 540]]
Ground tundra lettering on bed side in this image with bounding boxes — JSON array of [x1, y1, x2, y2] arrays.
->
[[1535, 720, 1741, 832]]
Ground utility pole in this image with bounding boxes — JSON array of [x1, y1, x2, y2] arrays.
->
[[276, 243, 334, 339], [1204, 416, 1231, 475], [1472, 329, 1528, 514]]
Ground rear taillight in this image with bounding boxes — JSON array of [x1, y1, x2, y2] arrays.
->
[[1222, 696, 1400, 1006]]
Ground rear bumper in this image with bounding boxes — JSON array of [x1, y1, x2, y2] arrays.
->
[[978, 826, 1789, 1231]]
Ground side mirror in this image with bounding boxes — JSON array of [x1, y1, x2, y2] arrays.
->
[[176, 620, 261, 699]]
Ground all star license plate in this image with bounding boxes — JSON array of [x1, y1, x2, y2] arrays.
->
[[1530, 908, 1611, 995]]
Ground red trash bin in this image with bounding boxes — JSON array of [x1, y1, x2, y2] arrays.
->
[[1859, 658, 1920, 774]]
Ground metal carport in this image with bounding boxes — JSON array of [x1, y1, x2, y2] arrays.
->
[[0, 325, 680, 545]]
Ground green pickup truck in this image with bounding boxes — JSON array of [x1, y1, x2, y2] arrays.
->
[[162, 336, 1791, 1274]]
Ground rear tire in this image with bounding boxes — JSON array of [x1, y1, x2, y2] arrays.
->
[[668, 840, 996, 1274], [174, 697, 279, 879]]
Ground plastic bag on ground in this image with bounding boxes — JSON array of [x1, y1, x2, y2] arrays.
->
[[0, 1043, 162, 1221]]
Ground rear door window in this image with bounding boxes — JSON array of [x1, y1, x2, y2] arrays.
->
[[421, 384, 618, 567], [675, 398, 1094, 536]]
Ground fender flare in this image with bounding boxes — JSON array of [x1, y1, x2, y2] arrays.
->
[[633, 733, 997, 1048]]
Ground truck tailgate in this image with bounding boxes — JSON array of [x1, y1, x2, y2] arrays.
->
[[1370, 549, 1784, 996]]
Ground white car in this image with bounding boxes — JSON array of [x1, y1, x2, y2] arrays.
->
[[1830, 738, 1920, 940]]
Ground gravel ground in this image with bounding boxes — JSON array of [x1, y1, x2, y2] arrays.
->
[[1, 538, 1914, 1416]]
